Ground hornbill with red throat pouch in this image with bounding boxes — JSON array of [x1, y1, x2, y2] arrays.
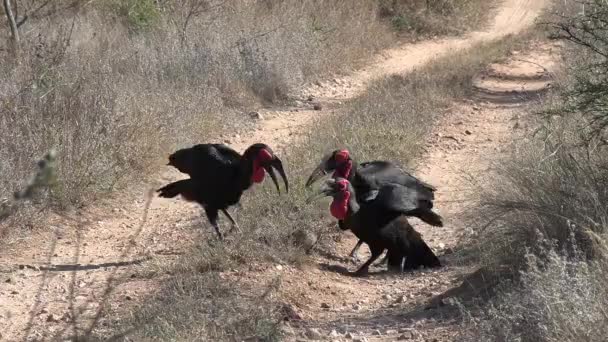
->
[[305, 149, 442, 260], [307, 178, 441, 275], [157, 143, 288, 239]]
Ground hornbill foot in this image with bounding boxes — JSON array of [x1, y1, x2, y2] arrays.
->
[[374, 254, 388, 266]]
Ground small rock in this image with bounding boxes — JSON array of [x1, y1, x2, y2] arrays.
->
[[386, 329, 398, 334], [305, 328, 323, 340], [396, 295, 407, 303], [329, 329, 341, 337], [372, 329, 382, 335], [398, 332, 413, 340], [313, 103, 322, 111], [353, 337, 369, 342], [280, 303, 302, 321], [223, 139, 231, 144], [125, 295, 133, 300], [513, 122, 520, 129], [321, 302, 331, 309], [307, 95, 315, 101], [464, 129, 472, 135], [10, 290, 18, 295], [345, 332, 355, 339], [438, 243, 446, 249], [47, 314, 60, 323], [473, 106, 481, 111], [5, 278, 11, 283], [249, 111, 263, 120], [352, 304, 362, 311], [275, 265, 283, 271], [382, 294, 392, 301]]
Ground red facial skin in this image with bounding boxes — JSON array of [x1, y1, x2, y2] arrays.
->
[[330, 179, 350, 220], [252, 149, 273, 183], [332, 149, 353, 179]]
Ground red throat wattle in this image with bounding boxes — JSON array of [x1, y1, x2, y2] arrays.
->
[[330, 191, 350, 220], [330, 179, 350, 219], [252, 149, 273, 183]]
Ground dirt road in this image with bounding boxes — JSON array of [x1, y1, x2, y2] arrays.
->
[[0, 0, 551, 340]]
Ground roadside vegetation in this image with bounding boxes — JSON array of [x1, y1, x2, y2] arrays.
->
[[0, 0, 490, 239], [460, 1, 608, 341]]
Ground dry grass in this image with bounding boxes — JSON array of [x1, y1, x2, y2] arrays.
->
[[0, 0, 489, 238], [462, 249, 608, 342]]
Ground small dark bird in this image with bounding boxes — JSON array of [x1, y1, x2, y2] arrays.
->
[[157, 143, 288, 239], [307, 178, 440, 276], [305, 149, 442, 261]]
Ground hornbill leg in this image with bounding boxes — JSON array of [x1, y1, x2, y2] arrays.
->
[[204, 207, 223, 240], [222, 209, 240, 232], [348, 240, 363, 262], [375, 251, 389, 266], [354, 247, 383, 276], [386, 250, 404, 272]]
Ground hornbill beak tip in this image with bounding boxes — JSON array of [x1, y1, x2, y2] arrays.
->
[[265, 157, 289, 194]]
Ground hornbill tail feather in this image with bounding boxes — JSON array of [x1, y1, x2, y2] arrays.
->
[[417, 210, 444, 227], [405, 237, 441, 269], [156, 179, 194, 200]]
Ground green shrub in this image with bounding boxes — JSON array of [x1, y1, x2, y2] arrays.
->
[[120, 0, 160, 31]]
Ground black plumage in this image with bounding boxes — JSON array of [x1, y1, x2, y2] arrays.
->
[[307, 178, 441, 275], [157, 143, 288, 239], [305, 149, 442, 260]]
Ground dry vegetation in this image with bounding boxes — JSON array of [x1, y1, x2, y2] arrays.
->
[[106, 35, 524, 340], [459, 1, 608, 340], [0, 0, 490, 239]]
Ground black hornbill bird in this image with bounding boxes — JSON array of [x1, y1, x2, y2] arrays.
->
[[307, 178, 441, 275], [305, 149, 442, 260], [156, 143, 288, 239]]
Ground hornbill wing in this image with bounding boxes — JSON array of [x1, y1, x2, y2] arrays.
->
[[359, 161, 436, 200], [375, 183, 444, 226], [374, 183, 420, 214], [174, 143, 242, 179]]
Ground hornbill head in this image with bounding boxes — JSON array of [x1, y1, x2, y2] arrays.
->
[[305, 149, 353, 188], [244, 143, 289, 194], [306, 178, 353, 220]]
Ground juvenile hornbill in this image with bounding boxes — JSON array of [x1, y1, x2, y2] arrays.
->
[[157, 143, 288, 239], [305, 149, 442, 260], [307, 178, 441, 276]]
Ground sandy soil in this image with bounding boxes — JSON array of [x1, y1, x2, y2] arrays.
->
[[0, 1, 553, 341]]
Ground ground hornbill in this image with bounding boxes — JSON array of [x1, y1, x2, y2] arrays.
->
[[305, 149, 442, 260], [157, 143, 288, 239], [307, 178, 441, 276]]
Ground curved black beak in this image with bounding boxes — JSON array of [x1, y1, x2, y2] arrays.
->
[[305, 182, 334, 204], [264, 157, 289, 194], [305, 162, 328, 188]]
